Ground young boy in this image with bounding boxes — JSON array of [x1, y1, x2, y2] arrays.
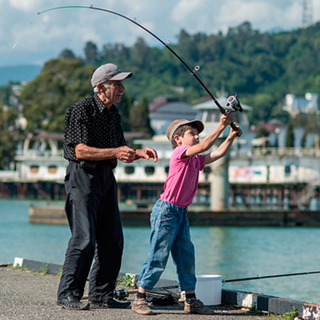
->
[[132, 114, 242, 315]]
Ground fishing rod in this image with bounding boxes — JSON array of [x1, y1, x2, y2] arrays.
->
[[225, 270, 320, 283], [81, 270, 320, 300], [37, 5, 242, 132], [80, 270, 320, 301]]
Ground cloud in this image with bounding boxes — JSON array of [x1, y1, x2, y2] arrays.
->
[[9, 0, 42, 11], [0, 0, 317, 67]]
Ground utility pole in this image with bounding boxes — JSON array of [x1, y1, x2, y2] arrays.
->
[[302, 0, 313, 28]]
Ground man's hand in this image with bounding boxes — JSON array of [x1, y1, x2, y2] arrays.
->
[[115, 146, 136, 163], [135, 147, 158, 162]]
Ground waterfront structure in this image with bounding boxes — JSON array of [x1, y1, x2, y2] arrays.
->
[[1, 96, 320, 211], [15, 132, 66, 183], [283, 93, 319, 117]]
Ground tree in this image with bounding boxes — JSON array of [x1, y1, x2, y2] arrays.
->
[[117, 93, 133, 132], [101, 43, 131, 65], [0, 84, 15, 107], [84, 41, 100, 65], [132, 38, 151, 69], [20, 59, 95, 133], [247, 94, 278, 125], [59, 49, 76, 60], [301, 131, 307, 147], [286, 122, 295, 147], [177, 29, 198, 62], [129, 97, 154, 135], [0, 105, 20, 169], [256, 126, 269, 138]]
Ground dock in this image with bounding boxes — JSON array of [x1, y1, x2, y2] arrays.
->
[[29, 205, 320, 226]]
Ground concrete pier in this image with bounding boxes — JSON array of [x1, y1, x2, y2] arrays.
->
[[29, 205, 320, 226]]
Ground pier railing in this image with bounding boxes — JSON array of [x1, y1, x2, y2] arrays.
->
[[15, 150, 64, 158], [231, 147, 320, 158], [13, 146, 320, 160]]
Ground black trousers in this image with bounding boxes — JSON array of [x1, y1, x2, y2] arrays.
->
[[57, 161, 123, 302]]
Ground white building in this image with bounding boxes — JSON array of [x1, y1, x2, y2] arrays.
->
[[283, 93, 319, 116]]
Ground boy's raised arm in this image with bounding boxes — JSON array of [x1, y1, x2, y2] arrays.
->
[[203, 123, 242, 165], [184, 112, 233, 157]]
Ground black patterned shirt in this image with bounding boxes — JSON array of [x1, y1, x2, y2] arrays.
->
[[63, 94, 126, 168]]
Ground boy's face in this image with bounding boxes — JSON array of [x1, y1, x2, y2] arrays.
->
[[176, 128, 200, 146]]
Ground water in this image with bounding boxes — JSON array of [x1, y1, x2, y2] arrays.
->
[[1, 199, 320, 304]]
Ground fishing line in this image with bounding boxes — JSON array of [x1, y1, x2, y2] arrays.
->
[[2, 19, 35, 66], [37, 5, 241, 131]]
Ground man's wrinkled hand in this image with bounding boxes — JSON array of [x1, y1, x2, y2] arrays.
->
[[116, 146, 136, 163], [135, 147, 158, 162]]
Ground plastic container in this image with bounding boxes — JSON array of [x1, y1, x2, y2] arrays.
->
[[195, 275, 224, 305]]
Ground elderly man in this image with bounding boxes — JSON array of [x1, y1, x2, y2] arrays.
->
[[57, 63, 158, 310]]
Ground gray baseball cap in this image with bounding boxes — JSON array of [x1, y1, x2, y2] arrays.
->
[[91, 63, 133, 87], [166, 119, 204, 142]]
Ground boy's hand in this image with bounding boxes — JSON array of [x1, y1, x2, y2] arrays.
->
[[230, 123, 242, 137], [220, 111, 233, 127]]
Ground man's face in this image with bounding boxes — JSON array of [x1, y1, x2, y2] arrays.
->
[[103, 80, 125, 104]]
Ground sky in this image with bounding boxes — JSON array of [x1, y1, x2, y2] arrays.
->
[[0, 0, 319, 67]]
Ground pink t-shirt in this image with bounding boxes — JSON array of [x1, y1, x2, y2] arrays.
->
[[160, 145, 206, 207]]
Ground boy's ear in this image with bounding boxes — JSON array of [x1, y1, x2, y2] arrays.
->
[[174, 135, 182, 145]]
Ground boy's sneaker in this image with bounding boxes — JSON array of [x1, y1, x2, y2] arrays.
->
[[184, 298, 214, 315], [132, 298, 153, 315]]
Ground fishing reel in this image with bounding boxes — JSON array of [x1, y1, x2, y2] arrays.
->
[[113, 288, 129, 300], [226, 94, 243, 112]]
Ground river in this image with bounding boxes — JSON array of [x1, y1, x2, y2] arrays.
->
[[1, 199, 319, 303]]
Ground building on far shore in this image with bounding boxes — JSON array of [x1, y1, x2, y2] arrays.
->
[[148, 96, 197, 135], [283, 92, 319, 117]]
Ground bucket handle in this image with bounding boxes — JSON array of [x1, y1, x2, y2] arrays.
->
[[222, 277, 225, 287]]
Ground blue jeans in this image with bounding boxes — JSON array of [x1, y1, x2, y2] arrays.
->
[[138, 199, 196, 292]]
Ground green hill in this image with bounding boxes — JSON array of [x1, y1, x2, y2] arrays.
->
[[8, 21, 320, 132]]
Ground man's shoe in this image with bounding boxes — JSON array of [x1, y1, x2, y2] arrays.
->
[[132, 298, 153, 315], [184, 299, 214, 315], [89, 298, 131, 309], [57, 294, 89, 310]]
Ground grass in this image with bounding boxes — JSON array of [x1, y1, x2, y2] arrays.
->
[[57, 266, 63, 278], [117, 273, 138, 288], [13, 263, 50, 275], [269, 307, 299, 320]]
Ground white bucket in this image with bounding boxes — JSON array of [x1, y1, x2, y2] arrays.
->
[[195, 275, 224, 305]]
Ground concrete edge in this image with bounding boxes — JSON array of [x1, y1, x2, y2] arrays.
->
[[13, 257, 63, 275], [222, 289, 320, 320]]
